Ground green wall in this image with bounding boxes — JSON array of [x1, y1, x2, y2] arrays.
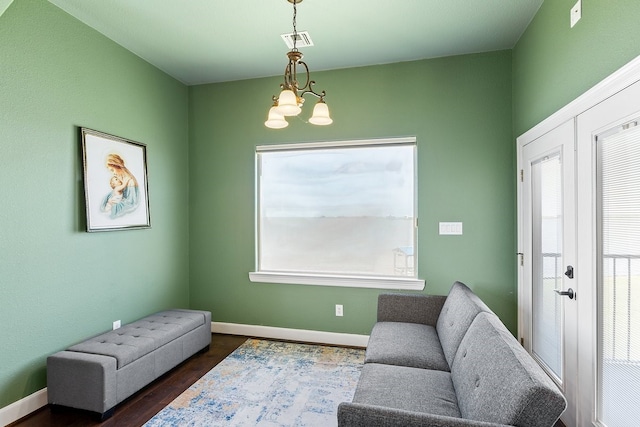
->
[[7, 0, 637, 414], [513, 0, 640, 136], [0, 0, 189, 408], [189, 51, 516, 337]]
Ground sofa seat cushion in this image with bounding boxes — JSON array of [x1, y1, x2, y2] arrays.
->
[[365, 322, 449, 371], [451, 313, 566, 427], [436, 281, 494, 368], [67, 310, 205, 369], [352, 363, 461, 419]]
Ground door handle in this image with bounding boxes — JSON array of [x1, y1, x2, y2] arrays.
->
[[564, 265, 574, 279], [554, 288, 575, 300]]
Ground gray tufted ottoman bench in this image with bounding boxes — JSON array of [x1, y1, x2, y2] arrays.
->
[[46, 309, 211, 420]]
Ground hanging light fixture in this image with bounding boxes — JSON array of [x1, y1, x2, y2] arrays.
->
[[264, 0, 332, 129]]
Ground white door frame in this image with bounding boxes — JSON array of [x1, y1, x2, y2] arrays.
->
[[517, 55, 640, 425]]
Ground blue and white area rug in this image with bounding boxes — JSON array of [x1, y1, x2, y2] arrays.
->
[[144, 339, 365, 427]]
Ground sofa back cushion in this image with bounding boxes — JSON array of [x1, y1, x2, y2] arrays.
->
[[451, 313, 566, 427], [377, 293, 446, 326], [436, 281, 493, 367]]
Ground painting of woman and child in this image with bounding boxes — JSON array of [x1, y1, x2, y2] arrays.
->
[[81, 128, 150, 231]]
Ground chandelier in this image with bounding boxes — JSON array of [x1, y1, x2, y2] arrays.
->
[[264, 0, 332, 129]]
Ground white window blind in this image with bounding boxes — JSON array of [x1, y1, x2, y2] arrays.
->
[[250, 137, 424, 290], [597, 121, 640, 426]]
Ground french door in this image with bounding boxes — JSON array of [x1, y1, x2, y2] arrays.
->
[[519, 119, 578, 427], [575, 79, 640, 426], [519, 75, 640, 426]]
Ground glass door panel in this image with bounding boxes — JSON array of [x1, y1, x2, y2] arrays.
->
[[531, 153, 564, 379]]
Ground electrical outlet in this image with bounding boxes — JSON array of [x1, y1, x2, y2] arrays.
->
[[335, 304, 344, 317], [570, 0, 581, 28], [113, 320, 121, 330]]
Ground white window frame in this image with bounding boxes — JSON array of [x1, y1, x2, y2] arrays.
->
[[249, 137, 425, 290]]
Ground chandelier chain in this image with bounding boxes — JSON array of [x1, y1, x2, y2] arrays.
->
[[292, 0, 298, 50]]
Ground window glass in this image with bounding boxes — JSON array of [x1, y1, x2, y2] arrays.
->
[[255, 138, 418, 282]]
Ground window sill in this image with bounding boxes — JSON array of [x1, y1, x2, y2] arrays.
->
[[248, 271, 425, 290]]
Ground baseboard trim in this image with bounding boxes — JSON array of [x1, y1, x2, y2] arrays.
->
[[0, 388, 47, 427], [211, 322, 370, 348]]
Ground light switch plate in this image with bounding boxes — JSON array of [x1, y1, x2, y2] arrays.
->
[[439, 222, 463, 235]]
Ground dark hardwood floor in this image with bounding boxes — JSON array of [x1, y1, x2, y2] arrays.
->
[[9, 334, 248, 427]]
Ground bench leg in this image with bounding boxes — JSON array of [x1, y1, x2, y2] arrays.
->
[[98, 407, 115, 421], [49, 404, 115, 422]]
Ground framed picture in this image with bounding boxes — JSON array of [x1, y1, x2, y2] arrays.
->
[[81, 128, 151, 232]]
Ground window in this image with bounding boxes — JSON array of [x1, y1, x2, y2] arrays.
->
[[249, 137, 424, 290]]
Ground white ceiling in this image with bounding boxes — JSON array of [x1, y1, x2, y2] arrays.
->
[[44, 0, 543, 85], [0, 0, 13, 16]]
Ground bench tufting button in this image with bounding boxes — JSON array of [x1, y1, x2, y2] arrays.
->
[[475, 376, 480, 387], [463, 350, 467, 358]]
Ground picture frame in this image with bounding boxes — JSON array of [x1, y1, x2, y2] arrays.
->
[[81, 127, 151, 232]]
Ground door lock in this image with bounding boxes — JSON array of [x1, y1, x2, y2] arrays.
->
[[564, 265, 574, 279]]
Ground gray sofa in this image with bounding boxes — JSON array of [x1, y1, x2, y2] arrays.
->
[[338, 282, 566, 427], [47, 309, 211, 420]]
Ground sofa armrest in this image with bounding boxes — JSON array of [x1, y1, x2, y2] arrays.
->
[[377, 293, 447, 326], [338, 403, 511, 427]]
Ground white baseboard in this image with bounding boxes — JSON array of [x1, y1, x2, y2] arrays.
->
[[211, 322, 370, 348], [0, 388, 47, 427]]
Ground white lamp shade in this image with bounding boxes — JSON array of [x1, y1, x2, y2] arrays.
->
[[308, 101, 333, 125], [276, 89, 301, 116], [264, 106, 289, 129]]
